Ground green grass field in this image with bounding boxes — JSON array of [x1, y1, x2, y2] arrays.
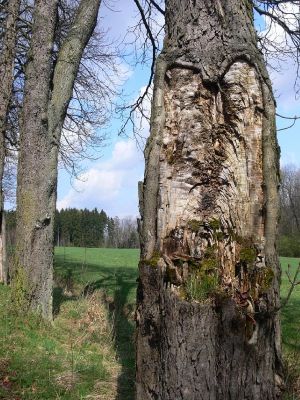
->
[[54, 247, 139, 304], [279, 257, 300, 399], [281, 257, 300, 352], [0, 249, 299, 399]]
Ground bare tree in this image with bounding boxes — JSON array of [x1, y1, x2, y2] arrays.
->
[[123, 0, 300, 138], [2, 0, 121, 186], [254, 1, 300, 89], [0, 0, 21, 284], [56, 0, 122, 175], [117, 0, 164, 141], [110, 216, 139, 248], [280, 164, 300, 235], [14, 0, 102, 319], [136, 0, 283, 398]]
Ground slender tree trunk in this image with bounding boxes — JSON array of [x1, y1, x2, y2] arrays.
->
[[0, 0, 21, 284], [15, 0, 101, 319], [0, 213, 7, 284], [136, 1, 283, 399]]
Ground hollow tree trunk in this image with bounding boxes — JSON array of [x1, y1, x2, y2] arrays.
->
[[15, 0, 101, 319], [136, 1, 283, 399], [0, 0, 20, 284]]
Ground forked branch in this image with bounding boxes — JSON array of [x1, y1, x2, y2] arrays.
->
[[118, 0, 163, 138], [276, 113, 300, 131], [281, 262, 300, 308]]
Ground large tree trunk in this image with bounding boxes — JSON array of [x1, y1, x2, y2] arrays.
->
[[0, 0, 20, 284], [15, 0, 101, 319], [15, 0, 58, 319], [136, 1, 283, 399]]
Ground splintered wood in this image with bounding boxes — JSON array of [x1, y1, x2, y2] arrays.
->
[[158, 61, 265, 288]]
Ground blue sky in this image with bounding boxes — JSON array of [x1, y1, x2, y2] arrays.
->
[[56, 1, 300, 218]]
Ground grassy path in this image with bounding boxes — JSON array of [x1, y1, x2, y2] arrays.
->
[[0, 249, 298, 399]]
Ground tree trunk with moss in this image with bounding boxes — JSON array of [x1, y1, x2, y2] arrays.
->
[[136, 1, 283, 399], [0, 0, 20, 284], [15, 0, 101, 319]]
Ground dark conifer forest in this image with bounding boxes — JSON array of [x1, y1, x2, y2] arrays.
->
[[5, 208, 139, 249]]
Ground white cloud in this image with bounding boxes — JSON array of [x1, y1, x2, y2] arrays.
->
[[57, 139, 144, 217], [111, 139, 141, 169]]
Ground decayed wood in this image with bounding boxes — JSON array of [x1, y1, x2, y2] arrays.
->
[[136, 1, 282, 399]]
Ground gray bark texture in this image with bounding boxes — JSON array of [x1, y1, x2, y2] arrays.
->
[[136, 1, 283, 399], [15, 0, 101, 319], [0, 0, 21, 284]]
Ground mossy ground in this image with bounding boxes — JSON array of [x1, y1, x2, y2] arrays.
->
[[0, 249, 298, 399]]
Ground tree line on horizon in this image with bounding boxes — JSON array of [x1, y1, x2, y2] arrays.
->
[[5, 208, 139, 249], [1, 0, 300, 397], [4, 161, 300, 255], [279, 164, 300, 258]]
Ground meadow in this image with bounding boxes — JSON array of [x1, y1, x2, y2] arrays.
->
[[0, 248, 299, 399]]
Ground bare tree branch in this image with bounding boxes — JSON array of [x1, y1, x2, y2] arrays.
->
[[276, 112, 300, 131], [281, 263, 300, 308], [148, 0, 164, 15]]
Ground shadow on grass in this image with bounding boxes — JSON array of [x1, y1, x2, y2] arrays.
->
[[52, 287, 78, 315], [281, 297, 300, 351], [52, 254, 137, 400], [82, 274, 136, 400], [113, 274, 136, 400]]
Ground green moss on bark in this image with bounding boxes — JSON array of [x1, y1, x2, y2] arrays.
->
[[10, 263, 31, 313], [185, 273, 218, 302], [240, 247, 256, 264], [187, 219, 202, 232], [141, 251, 161, 268]]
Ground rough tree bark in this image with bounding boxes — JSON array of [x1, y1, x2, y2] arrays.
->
[[0, 0, 21, 284], [136, 1, 283, 399], [15, 0, 101, 319]]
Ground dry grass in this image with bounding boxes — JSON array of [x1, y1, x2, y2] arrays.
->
[[54, 291, 123, 399], [284, 351, 300, 399], [0, 285, 128, 399]]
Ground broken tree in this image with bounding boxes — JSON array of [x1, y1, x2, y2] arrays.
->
[[136, 0, 283, 399]]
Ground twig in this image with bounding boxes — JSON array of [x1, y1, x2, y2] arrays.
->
[[281, 263, 300, 308], [148, 0, 165, 15], [276, 113, 300, 120], [276, 113, 300, 131], [119, 0, 160, 136]]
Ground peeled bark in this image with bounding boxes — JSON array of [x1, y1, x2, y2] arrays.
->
[[15, 0, 101, 319], [136, 1, 282, 399], [0, 0, 21, 284]]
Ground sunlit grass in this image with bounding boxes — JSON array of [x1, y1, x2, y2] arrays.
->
[[0, 288, 118, 399], [54, 247, 139, 303], [280, 257, 300, 399], [0, 249, 299, 399]]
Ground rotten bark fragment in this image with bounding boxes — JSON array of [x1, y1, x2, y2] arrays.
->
[[136, 1, 282, 399]]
